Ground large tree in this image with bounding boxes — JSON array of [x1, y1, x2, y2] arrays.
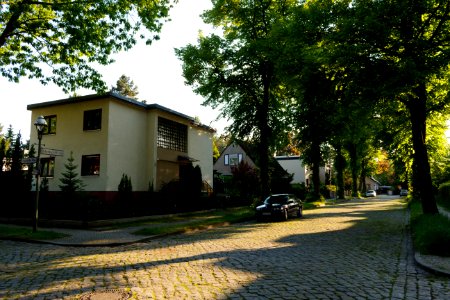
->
[[326, 0, 450, 214], [176, 0, 298, 198], [0, 0, 172, 92]]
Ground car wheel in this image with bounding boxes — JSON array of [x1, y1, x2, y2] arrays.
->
[[297, 207, 303, 218]]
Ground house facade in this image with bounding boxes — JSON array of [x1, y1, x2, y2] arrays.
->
[[275, 155, 329, 186], [27, 92, 215, 197], [213, 143, 257, 176]]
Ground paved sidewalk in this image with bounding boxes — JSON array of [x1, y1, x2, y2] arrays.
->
[[31, 225, 157, 246]]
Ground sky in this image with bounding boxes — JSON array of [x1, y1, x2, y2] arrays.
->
[[0, 0, 228, 139]]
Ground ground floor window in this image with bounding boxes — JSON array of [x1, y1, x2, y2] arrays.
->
[[40, 157, 55, 177], [81, 154, 100, 176]]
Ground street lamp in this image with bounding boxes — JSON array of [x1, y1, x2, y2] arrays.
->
[[33, 115, 47, 232]]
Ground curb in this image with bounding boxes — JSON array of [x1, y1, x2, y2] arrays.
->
[[1, 233, 168, 248], [0, 219, 255, 248], [414, 252, 450, 277]]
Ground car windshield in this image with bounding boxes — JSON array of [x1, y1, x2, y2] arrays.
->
[[265, 195, 289, 205]]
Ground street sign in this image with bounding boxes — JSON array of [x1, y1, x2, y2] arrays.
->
[[21, 157, 37, 164], [41, 148, 64, 156]]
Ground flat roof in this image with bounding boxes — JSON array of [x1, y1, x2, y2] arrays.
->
[[27, 92, 215, 133]]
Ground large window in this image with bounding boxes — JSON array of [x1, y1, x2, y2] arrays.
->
[[40, 157, 55, 177], [83, 109, 102, 131], [43, 115, 57, 135], [81, 154, 100, 176], [157, 117, 187, 152], [224, 153, 243, 166]]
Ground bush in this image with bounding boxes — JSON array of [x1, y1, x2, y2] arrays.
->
[[291, 183, 307, 200], [438, 182, 450, 210], [410, 200, 450, 256]]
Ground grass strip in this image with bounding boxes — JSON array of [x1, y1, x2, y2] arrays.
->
[[0, 225, 69, 240], [410, 200, 450, 257], [133, 207, 255, 236]]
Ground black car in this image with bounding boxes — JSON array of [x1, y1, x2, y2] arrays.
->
[[255, 194, 303, 221]]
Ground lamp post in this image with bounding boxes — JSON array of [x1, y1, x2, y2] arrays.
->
[[33, 116, 47, 232]]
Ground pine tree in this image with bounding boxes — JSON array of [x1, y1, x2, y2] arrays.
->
[[111, 74, 139, 99], [59, 151, 85, 194], [10, 132, 23, 176]]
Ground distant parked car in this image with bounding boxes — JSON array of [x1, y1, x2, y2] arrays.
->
[[400, 189, 408, 196], [256, 194, 303, 221], [365, 190, 376, 197]]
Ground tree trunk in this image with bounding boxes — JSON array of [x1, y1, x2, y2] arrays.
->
[[0, 0, 30, 48], [360, 158, 367, 194], [407, 84, 438, 214], [259, 62, 272, 199], [348, 143, 359, 197], [335, 144, 346, 199], [311, 140, 322, 200]]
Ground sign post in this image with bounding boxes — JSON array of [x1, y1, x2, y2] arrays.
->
[[41, 148, 64, 156]]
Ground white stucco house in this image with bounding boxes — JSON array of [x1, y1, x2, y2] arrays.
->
[[27, 92, 215, 201], [275, 155, 329, 186]]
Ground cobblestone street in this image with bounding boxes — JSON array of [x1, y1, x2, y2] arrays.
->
[[1, 198, 449, 299]]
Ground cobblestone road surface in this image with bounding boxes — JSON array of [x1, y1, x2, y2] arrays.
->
[[1, 198, 449, 299]]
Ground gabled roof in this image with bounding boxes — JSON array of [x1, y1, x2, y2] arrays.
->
[[27, 92, 215, 133]]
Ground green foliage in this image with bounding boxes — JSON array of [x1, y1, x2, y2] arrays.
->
[[438, 182, 450, 210], [176, 0, 299, 197], [10, 131, 22, 176], [118, 173, 133, 209], [112, 74, 139, 99], [230, 161, 260, 203], [59, 151, 85, 194], [410, 200, 450, 257], [0, 0, 172, 92], [0, 137, 6, 172], [0, 225, 68, 240], [118, 173, 133, 193], [291, 183, 307, 200], [212, 139, 220, 163], [132, 206, 254, 236]]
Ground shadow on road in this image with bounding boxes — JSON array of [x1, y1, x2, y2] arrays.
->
[[2, 198, 448, 299]]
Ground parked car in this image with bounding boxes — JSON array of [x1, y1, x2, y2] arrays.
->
[[400, 189, 408, 196], [365, 190, 376, 197], [255, 194, 303, 221]]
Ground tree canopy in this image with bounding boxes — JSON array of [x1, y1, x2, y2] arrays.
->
[[0, 0, 172, 92], [112, 74, 139, 99], [177, 0, 450, 213], [176, 0, 298, 198]]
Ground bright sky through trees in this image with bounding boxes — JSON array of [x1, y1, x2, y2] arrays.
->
[[0, 0, 226, 139]]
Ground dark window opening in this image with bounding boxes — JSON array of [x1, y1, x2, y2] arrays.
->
[[83, 109, 102, 131], [40, 157, 55, 177], [81, 154, 100, 176], [43, 115, 57, 135]]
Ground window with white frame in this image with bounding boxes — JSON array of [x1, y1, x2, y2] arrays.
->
[[224, 153, 243, 166]]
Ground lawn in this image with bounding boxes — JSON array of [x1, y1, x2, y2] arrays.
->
[[0, 225, 69, 240], [132, 206, 255, 236], [410, 200, 450, 257]]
